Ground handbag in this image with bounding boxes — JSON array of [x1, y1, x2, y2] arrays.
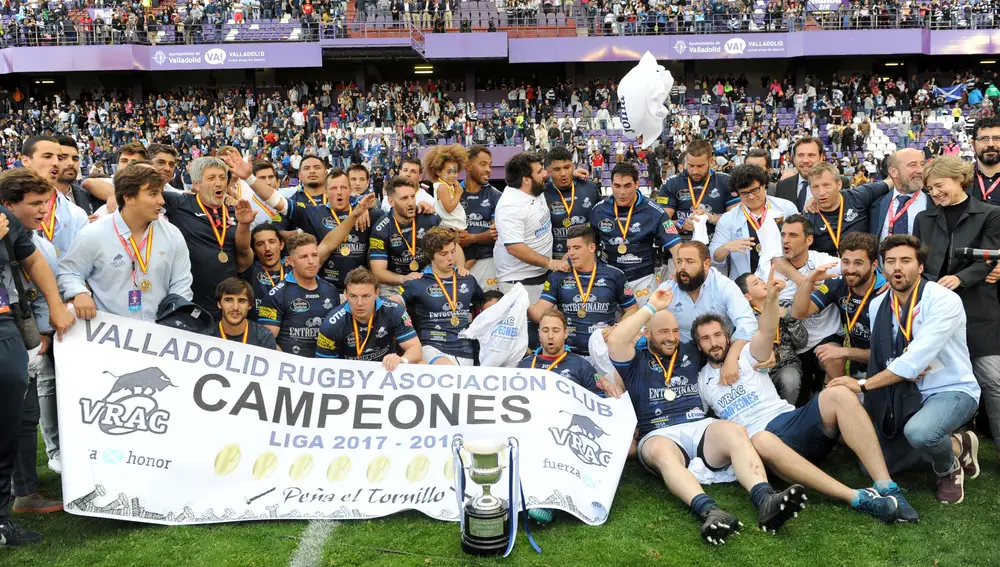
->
[[3, 234, 41, 349]]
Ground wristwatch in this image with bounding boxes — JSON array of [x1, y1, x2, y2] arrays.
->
[[857, 378, 868, 393]]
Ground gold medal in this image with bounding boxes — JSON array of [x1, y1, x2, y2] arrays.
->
[[340, 245, 351, 256], [755, 243, 762, 253], [218, 251, 229, 263], [25, 288, 37, 301], [617, 243, 627, 254], [562, 218, 572, 228], [409, 260, 419, 271], [450, 315, 460, 326], [663, 389, 677, 401], [577, 308, 587, 318], [139, 279, 152, 292]]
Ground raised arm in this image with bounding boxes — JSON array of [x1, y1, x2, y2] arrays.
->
[[750, 267, 783, 362]]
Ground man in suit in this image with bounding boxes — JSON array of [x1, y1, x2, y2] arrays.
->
[[870, 148, 929, 244], [775, 137, 850, 210]]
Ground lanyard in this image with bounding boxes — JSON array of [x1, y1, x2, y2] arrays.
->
[[741, 202, 768, 231], [557, 180, 576, 218], [219, 321, 249, 344], [531, 350, 568, 370], [262, 263, 284, 288], [650, 349, 679, 386], [352, 313, 374, 358], [392, 215, 418, 259], [613, 195, 636, 244], [40, 191, 57, 242], [819, 194, 845, 249], [891, 280, 920, 343], [114, 218, 153, 286], [687, 173, 711, 211], [432, 269, 458, 313], [977, 171, 1000, 200], [886, 193, 918, 234], [195, 195, 229, 250]]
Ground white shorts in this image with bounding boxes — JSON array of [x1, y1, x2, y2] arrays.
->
[[422, 345, 474, 366], [628, 273, 659, 308], [499, 281, 544, 304], [379, 284, 402, 299], [469, 258, 499, 292], [637, 419, 737, 485]]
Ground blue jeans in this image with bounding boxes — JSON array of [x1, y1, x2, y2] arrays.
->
[[886, 390, 979, 476]]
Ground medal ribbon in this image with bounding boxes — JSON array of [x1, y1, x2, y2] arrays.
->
[[251, 194, 279, 220], [613, 195, 636, 246], [392, 216, 418, 261], [687, 173, 711, 211], [819, 194, 845, 249], [531, 350, 569, 370], [195, 194, 229, 251], [978, 171, 1000, 200], [302, 187, 328, 206], [845, 278, 875, 338], [218, 321, 249, 344], [263, 263, 285, 288], [886, 193, 918, 234], [40, 191, 57, 242], [330, 200, 354, 226], [114, 217, 152, 286], [741, 202, 769, 231], [891, 280, 921, 343], [432, 269, 459, 315], [650, 349, 679, 386], [557, 181, 576, 219], [352, 313, 375, 358], [572, 264, 597, 310]]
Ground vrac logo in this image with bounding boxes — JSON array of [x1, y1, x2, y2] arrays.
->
[[724, 38, 747, 55], [205, 48, 227, 65], [548, 411, 612, 467], [152, 50, 167, 65], [80, 368, 175, 435]]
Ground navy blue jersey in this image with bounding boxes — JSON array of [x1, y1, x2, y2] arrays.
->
[[162, 192, 238, 319], [540, 262, 636, 355], [517, 349, 603, 395], [219, 320, 278, 350], [315, 298, 417, 360], [589, 193, 681, 280], [810, 272, 886, 351], [400, 268, 485, 358], [611, 340, 705, 438], [243, 261, 286, 323], [806, 182, 891, 255], [542, 179, 602, 259], [658, 171, 737, 238], [258, 273, 340, 357], [277, 187, 329, 231], [284, 197, 376, 288], [369, 213, 441, 276], [459, 183, 502, 260]]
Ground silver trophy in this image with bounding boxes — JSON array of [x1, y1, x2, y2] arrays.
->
[[453, 437, 511, 556]]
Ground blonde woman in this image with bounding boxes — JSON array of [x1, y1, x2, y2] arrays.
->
[[423, 143, 469, 231], [915, 155, 1000, 489]]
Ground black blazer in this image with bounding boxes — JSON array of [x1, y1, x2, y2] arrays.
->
[[775, 173, 852, 210], [869, 189, 929, 240], [914, 196, 1000, 357]]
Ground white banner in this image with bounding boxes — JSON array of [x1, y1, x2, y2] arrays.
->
[[55, 313, 636, 526]]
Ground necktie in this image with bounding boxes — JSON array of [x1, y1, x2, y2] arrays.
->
[[797, 178, 808, 211], [891, 194, 911, 236]]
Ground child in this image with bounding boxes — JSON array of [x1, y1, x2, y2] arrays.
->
[[424, 143, 469, 232]]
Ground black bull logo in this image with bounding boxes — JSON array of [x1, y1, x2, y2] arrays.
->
[[548, 411, 612, 467], [80, 368, 175, 435]]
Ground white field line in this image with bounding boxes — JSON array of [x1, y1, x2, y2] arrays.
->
[[288, 520, 340, 567]]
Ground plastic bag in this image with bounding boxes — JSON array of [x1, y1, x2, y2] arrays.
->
[[587, 329, 615, 378], [460, 283, 529, 368], [618, 51, 674, 149]]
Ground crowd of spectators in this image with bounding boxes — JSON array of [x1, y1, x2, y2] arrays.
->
[[0, 70, 995, 192]]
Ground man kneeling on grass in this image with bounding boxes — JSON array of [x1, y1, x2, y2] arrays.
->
[[607, 288, 806, 545], [695, 267, 917, 524]]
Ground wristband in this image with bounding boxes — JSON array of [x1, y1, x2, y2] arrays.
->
[[643, 303, 658, 317], [265, 191, 284, 209], [245, 173, 257, 186], [401, 357, 410, 364]]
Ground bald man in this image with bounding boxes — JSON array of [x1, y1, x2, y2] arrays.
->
[[870, 148, 928, 243], [607, 288, 805, 545]]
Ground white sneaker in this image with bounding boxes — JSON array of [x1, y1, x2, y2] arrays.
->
[[47, 457, 62, 474]]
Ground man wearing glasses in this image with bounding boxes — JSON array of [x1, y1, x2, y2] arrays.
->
[[710, 165, 799, 279], [970, 117, 1000, 206]]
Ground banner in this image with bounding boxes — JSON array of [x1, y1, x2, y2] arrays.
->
[[933, 84, 965, 103], [55, 313, 636, 526]]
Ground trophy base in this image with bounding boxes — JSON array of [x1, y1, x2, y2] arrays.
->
[[461, 499, 510, 556]]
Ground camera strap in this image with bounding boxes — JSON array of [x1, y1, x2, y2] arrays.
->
[[3, 234, 33, 316]]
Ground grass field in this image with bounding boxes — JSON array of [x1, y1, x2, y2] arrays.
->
[[6, 440, 1000, 567]]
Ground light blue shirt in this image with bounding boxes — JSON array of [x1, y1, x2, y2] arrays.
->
[[27, 234, 59, 333], [656, 267, 759, 343], [48, 190, 90, 257], [709, 196, 799, 279], [869, 281, 981, 402], [56, 211, 194, 321]]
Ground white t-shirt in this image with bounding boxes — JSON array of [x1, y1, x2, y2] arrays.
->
[[757, 249, 842, 352], [380, 187, 434, 214], [433, 180, 467, 230], [493, 186, 553, 282], [698, 343, 794, 437]]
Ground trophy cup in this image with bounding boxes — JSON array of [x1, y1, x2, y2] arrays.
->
[[453, 437, 511, 556]]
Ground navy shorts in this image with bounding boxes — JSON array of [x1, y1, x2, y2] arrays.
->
[[764, 394, 837, 463]]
